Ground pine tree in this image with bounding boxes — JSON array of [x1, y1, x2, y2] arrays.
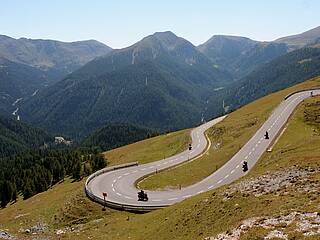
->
[[11, 182, 17, 202], [91, 154, 107, 172], [83, 162, 92, 176], [23, 181, 34, 200], [72, 160, 82, 180], [0, 181, 13, 208]]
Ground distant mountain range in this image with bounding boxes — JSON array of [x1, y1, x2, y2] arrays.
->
[[223, 46, 320, 111], [1, 26, 320, 140], [0, 36, 111, 116], [198, 26, 320, 79], [198, 36, 289, 79], [0, 35, 112, 77], [0, 57, 47, 115], [20, 31, 232, 138], [275, 26, 320, 49]]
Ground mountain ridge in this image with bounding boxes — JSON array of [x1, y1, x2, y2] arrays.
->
[[198, 35, 289, 79], [0, 34, 112, 70], [0, 34, 112, 116], [20, 31, 232, 138], [275, 25, 320, 48]]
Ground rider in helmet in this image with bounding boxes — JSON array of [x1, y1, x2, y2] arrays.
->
[[242, 161, 248, 172]]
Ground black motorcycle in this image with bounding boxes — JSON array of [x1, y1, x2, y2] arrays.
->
[[138, 190, 148, 201], [242, 161, 248, 172], [265, 131, 269, 139]]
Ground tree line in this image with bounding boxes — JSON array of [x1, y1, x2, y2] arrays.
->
[[0, 148, 106, 208], [82, 123, 159, 151]]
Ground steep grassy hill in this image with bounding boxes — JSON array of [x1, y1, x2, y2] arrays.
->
[[104, 128, 190, 166], [0, 76, 319, 240]]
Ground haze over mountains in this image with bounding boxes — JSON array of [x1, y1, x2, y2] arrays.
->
[[198, 36, 289, 79], [1, 26, 320, 140], [0, 36, 112, 115], [275, 26, 320, 48], [0, 35, 112, 75]]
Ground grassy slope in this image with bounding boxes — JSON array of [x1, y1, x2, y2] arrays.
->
[[0, 128, 190, 239], [103, 128, 190, 166], [139, 76, 320, 190], [0, 77, 319, 239], [138, 94, 319, 240]]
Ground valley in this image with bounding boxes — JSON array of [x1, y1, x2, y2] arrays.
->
[[1, 76, 319, 239], [1, 7, 320, 239]]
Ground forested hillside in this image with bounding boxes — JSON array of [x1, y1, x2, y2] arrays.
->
[[82, 123, 158, 151], [20, 31, 232, 139], [0, 35, 112, 115], [0, 149, 106, 208], [0, 116, 161, 208], [198, 35, 289, 79], [0, 115, 53, 157], [17, 28, 320, 140], [224, 47, 320, 110], [0, 57, 50, 114]]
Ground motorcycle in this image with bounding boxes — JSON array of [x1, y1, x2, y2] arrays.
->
[[265, 131, 269, 139], [242, 161, 248, 172], [138, 190, 148, 201]]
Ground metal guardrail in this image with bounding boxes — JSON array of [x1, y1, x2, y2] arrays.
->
[[85, 162, 138, 186], [284, 88, 320, 100], [85, 162, 168, 211]]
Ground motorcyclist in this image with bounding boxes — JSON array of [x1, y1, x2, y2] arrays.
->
[[138, 190, 148, 201], [265, 131, 269, 139], [242, 161, 248, 172]]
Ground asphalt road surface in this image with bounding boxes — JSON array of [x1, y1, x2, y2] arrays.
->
[[87, 89, 319, 208]]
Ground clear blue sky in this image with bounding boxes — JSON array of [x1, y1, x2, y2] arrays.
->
[[1, 0, 320, 48]]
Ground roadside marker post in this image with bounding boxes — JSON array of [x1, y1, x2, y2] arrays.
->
[[102, 192, 107, 211]]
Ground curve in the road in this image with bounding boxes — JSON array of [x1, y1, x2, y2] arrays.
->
[[86, 89, 319, 211]]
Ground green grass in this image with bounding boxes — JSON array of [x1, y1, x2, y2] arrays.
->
[[0, 128, 190, 239], [115, 94, 320, 240], [0, 178, 85, 237], [138, 76, 320, 190], [0, 76, 320, 240], [103, 128, 190, 166]]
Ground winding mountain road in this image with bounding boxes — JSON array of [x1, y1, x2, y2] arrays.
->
[[86, 89, 319, 210]]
